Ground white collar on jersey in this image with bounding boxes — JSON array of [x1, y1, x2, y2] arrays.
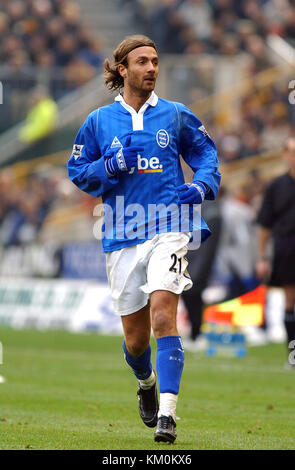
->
[[114, 91, 158, 131], [115, 91, 158, 109]]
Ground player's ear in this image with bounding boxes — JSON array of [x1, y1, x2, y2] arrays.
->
[[117, 64, 127, 79]]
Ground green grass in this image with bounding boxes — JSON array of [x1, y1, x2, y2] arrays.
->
[[0, 327, 294, 450]]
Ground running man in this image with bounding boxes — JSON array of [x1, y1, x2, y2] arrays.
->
[[256, 137, 295, 368], [68, 35, 221, 443]]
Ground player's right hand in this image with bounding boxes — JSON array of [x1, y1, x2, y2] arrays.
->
[[105, 135, 143, 176]]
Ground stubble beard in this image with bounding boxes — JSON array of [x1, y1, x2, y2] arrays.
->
[[127, 75, 156, 98], [133, 83, 154, 98]]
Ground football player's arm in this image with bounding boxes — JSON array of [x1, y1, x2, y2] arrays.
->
[[67, 110, 119, 198], [178, 104, 221, 200]]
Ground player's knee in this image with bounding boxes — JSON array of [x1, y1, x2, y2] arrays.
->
[[125, 338, 150, 357], [151, 293, 177, 337], [152, 310, 175, 338]]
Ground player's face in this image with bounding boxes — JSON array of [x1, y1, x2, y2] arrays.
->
[[123, 46, 159, 94]]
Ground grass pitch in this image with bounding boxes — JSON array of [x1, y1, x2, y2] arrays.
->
[[0, 327, 294, 450]]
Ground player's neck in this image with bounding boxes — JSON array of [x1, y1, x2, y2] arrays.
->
[[122, 89, 152, 113], [289, 167, 295, 179]]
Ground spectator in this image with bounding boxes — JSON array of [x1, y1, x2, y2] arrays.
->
[[19, 86, 58, 143], [284, 7, 295, 36], [179, 0, 212, 41], [214, 187, 258, 300], [65, 57, 96, 89], [45, 16, 65, 50], [78, 34, 104, 69], [60, 1, 81, 31], [0, 12, 9, 38], [55, 33, 78, 66]]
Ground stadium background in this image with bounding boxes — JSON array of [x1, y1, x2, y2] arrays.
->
[[0, 0, 295, 450]]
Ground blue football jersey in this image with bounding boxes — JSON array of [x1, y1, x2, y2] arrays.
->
[[67, 92, 221, 252]]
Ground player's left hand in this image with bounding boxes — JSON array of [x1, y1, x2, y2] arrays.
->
[[177, 181, 207, 204]]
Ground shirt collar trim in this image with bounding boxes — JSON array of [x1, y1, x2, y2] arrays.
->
[[115, 91, 158, 111]]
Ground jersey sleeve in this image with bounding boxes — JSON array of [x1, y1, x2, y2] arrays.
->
[[177, 103, 221, 200], [67, 110, 119, 198], [256, 182, 274, 228]]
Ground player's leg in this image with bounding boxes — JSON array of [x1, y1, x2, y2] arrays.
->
[[283, 284, 295, 364], [121, 303, 159, 427], [150, 290, 184, 443], [105, 243, 159, 427], [141, 232, 192, 443], [121, 302, 152, 381], [182, 286, 203, 340]]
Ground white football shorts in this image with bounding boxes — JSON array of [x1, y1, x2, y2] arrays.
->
[[105, 232, 193, 316]]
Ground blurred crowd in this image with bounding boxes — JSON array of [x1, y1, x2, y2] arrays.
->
[[124, 0, 295, 59], [121, 0, 295, 162], [212, 79, 295, 162], [2, 0, 295, 161], [0, 0, 105, 95], [0, 166, 94, 247]]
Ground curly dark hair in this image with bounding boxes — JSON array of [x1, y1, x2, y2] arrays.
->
[[104, 35, 157, 91]]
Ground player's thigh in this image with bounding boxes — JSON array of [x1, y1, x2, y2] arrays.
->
[[144, 232, 193, 295], [150, 290, 179, 337], [106, 246, 148, 316]]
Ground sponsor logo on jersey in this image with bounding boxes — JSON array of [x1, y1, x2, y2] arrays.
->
[[198, 125, 210, 138], [110, 136, 123, 148], [156, 129, 169, 148], [72, 144, 84, 159], [136, 155, 163, 173]]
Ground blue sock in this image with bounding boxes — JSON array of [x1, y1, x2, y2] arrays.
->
[[123, 342, 153, 380], [156, 336, 184, 394]]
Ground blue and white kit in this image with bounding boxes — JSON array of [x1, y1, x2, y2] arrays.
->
[[68, 92, 221, 254]]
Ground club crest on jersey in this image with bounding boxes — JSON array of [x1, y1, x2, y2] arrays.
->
[[156, 129, 169, 148], [72, 144, 84, 159], [110, 136, 123, 148]]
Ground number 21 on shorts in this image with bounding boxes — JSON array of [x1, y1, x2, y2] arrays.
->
[[169, 253, 182, 274]]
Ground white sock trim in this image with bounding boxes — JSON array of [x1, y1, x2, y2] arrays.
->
[[158, 392, 178, 419], [138, 370, 156, 390]]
